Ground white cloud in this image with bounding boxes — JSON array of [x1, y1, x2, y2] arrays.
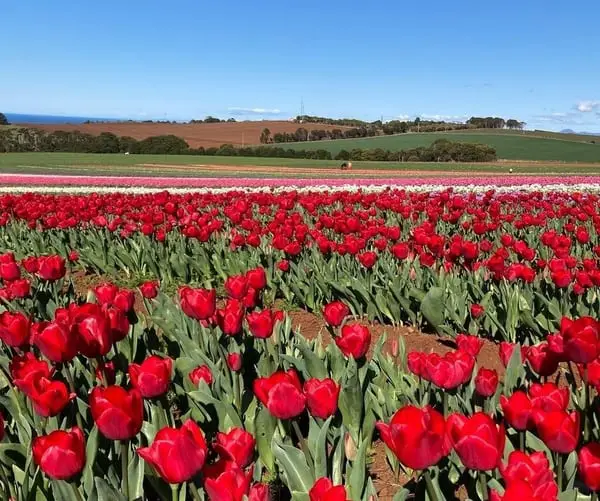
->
[[576, 101, 600, 112], [227, 107, 283, 116]]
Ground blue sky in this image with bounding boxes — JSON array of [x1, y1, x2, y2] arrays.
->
[[2, 0, 600, 130]]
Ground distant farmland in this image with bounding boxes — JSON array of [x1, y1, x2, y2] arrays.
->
[[277, 131, 600, 162], [15, 120, 350, 149]]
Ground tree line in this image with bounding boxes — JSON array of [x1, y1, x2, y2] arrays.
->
[[0, 127, 496, 162], [467, 117, 525, 129], [261, 116, 524, 145]]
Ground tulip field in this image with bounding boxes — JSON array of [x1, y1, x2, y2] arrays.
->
[[3, 181, 600, 501]]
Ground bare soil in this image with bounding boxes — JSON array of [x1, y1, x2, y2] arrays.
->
[[18, 121, 351, 149]]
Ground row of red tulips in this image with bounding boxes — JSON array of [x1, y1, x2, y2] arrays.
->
[[1, 255, 600, 500], [1, 189, 600, 343]]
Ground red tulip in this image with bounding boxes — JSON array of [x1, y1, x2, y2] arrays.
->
[[475, 368, 498, 397], [500, 391, 532, 431], [70, 303, 112, 358], [137, 419, 207, 484], [246, 310, 275, 339], [37, 255, 66, 281], [323, 301, 350, 327], [129, 355, 172, 398], [456, 333, 484, 357], [242, 286, 259, 309], [424, 350, 475, 390], [68, 250, 79, 262], [113, 289, 135, 313], [407, 351, 426, 377], [104, 305, 130, 342], [358, 251, 377, 269], [551, 269, 572, 288], [0, 253, 20, 281], [304, 378, 340, 419], [246, 267, 267, 290], [253, 369, 306, 419], [31, 320, 78, 363], [248, 483, 269, 501], [90, 386, 143, 440], [214, 428, 256, 468], [490, 479, 542, 501], [217, 299, 244, 336], [0, 311, 30, 347], [579, 442, 600, 492], [277, 260, 290, 272], [470, 304, 485, 318], [309, 477, 348, 501], [499, 450, 557, 500], [20, 374, 74, 417], [335, 324, 371, 359], [22, 256, 39, 274], [140, 281, 159, 299], [32, 427, 86, 480], [532, 410, 580, 453], [10, 352, 53, 386], [376, 405, 450, 470], [8, 278, 31, 298], [205, 465, 253, 501], [225, 275, 249, 300], [94, 283, 118, 305], [189, 365, 213, 386], [179, 286, 216, 320], [227, 353, 242, 372], [448, 412, 505, 471], [560, 316, 600, 363], [528, 383, 569, 412], [526, 342, 560, 377], [579, 358, 600, 391]]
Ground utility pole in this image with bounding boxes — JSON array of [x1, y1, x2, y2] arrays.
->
[[300, 98, 305, 117]]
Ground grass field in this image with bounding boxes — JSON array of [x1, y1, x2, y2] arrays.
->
[[276, 131, 600, 162], [2, 152, 600, 177]]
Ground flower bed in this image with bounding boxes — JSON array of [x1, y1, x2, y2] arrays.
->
[[0, 186, 599, 500]]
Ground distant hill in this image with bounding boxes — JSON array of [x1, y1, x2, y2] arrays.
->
[[561, 129, 600, 136], [274, 130, 600, 162]]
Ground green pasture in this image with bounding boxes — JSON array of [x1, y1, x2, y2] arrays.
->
[[1, 152, 600, 177], [276, 132, 600, 162]]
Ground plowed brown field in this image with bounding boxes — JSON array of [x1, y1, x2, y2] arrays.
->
[[17, 120, 350, 148]]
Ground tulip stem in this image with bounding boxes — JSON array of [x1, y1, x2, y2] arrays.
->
[[556, 452, 563, 492], [423, 470, 439, 501], [292, 421, 312, 464], [591, 492, 598, 501], [519, 430, 526, 451], [70, 483, 84, 501], [171, 484, 179, 501], [442, 392, 449, 418], [121, 441, 129, 499], [189, 482, 202, 501], [64, 367, 84, 430], [584, 369, 591, 442], [479, 472, 488, 501]]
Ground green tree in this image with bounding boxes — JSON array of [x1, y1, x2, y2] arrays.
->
[[0, 113, 9, 126], [259, 128, 271, 144]]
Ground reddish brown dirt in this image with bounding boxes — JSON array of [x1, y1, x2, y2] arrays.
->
[[17, 121, 350, 148], [287, 309, 505, 376]]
